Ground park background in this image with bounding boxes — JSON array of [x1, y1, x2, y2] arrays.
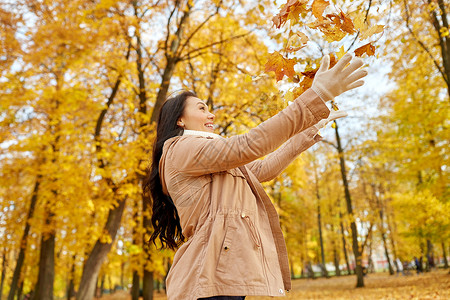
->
[[0, 0, 449, 299]]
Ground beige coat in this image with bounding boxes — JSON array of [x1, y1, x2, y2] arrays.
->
[[159, 89, 330, 299]]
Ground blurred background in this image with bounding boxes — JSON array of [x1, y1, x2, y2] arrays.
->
[[0, 0, 448, 299]]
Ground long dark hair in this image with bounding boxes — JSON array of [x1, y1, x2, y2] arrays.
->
[[143, 91, 196, 250]]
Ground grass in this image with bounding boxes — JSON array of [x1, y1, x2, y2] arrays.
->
[[101, 269, 449, 299]]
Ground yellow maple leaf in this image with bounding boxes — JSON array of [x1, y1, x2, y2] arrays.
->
[[359, 24, 385, 40], [286, 32, 309, 52], [336, 45, 346, 59]]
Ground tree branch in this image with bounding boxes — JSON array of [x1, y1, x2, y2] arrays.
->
[[179, 31, 252, 61], [403, 0, 447, 83], [320, 139, 338, 149], [178, 0, 222, 55]]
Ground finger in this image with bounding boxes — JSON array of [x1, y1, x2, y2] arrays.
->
[[317, 55, 330, 74], [344, 69, 368, 85], [332, 53, 353, 72], [342, 58, 364, 77], [346, 80, 365, 91]]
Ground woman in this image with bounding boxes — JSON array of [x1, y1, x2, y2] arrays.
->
[[145, 54, 367, 299]]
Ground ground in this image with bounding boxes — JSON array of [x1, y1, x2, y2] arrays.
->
[[101, 269, 450, 300]]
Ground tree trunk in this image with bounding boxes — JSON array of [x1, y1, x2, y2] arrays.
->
[[131, 272, 140, 300], [312, 160, 327, 278], [17, 281, 23, 300], [380, 229, 394, 275], [67, 255, 76, 300], [330, 222, 340, 276], [339, 213, 351, 275], [76, 197, 127, 300], [426, 239, 434, 271], [317, 201, 328, 278], [8, 176, 41, 300], [149, 3, 192, 124], [143, 270, 153, 300], [375, 191, 394, 275], [131, 198, 141, 300], [442, 242, 449, 268], [133, 13, 158, 299], [99, 275, 105, 298], [120, 261, 125, 289], [108, 275, 113, 293], [367, 238, 374, 273], [387, 215, 398, 264], [430, 0, 450, 100], [150, 57, 177, 124], [1, 249, 6, 300], [334, 121, 363, 287], [32, 214, 55, 300], [76, 44, 131, 300], [333, 246, 340, 277]]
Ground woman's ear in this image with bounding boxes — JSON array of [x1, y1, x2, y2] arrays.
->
[[177, 119, 184, 127]]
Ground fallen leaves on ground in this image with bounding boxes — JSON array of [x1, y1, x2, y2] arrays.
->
[[101, 269, 449, 300], [249, 269, 450, 300]]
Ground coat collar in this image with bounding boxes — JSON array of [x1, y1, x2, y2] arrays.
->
[[182, 129, 222, 139]]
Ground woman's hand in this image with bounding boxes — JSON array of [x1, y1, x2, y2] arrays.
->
[[311, 53, 367, 102], [313, 110, 348, 130]]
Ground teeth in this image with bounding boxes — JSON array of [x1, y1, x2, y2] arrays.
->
[[205, 124, 213, 128]]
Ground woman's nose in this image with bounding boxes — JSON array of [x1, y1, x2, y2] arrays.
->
[[208, 112, 215, 120]]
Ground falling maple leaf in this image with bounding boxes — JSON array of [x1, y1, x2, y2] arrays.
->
[[355, 42, 376, 57], [265, 51, 297, 81], [336, 45, 346, 59], [339, 10, 356, 34], [359, 24, 384, 40], [286, 32, 309, 52], [312, 0, 329, 21], [272, 0, 308, 29]]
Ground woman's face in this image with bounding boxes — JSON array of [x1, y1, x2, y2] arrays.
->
[[177, 96, 215, 132]]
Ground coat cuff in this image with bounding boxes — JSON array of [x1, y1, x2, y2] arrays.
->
[[295, 88, 330, 121]]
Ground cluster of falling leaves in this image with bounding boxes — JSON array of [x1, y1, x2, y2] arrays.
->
[[265, 0, 384, 97]]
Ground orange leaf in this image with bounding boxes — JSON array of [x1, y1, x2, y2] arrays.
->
[[355, 43, 376, 57], [265, 52, 297, 81], [272, 0, 308, 29], [339, 10, 356, 34], [312, 0, 329, 21]]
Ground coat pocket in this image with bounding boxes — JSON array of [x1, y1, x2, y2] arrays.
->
[[215, 215, 265, 286], [241, 213, 261, 248], [215, 218, 235, 270]]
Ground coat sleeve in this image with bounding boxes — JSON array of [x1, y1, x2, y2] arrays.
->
[[245, 126, 322, 182], [166, 89, 329, 176]]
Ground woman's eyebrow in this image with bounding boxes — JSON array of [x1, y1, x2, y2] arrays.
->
[[197, 101, 207, 107]]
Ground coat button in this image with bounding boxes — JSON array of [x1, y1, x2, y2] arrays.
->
[[279, 288, 284, 294], [241, 212, 246, 218]]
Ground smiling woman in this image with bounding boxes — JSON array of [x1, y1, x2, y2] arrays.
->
[[144, 54, 367, 300], [177, 97, 216, 132]]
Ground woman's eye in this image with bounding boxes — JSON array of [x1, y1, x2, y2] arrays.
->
[[200, 107, 205, 110]]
